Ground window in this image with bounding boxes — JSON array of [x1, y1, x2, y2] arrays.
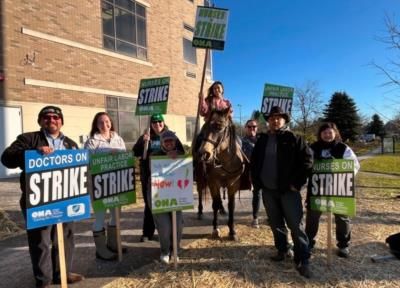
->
[[186, 116, 196, 142], [106, 96, 149, 149], [102, 0, 147, 60], [183, 38, 197, 64]]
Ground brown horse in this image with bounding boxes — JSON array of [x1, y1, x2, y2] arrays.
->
[[195, 108, 245, 241]]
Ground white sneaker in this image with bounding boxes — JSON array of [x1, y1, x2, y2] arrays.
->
[[160, 254, 170, 264], [251, 218, 260, 229]]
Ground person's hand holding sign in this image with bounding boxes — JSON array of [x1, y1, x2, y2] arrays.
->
[[37, 146, 54, 155], [198, 91, 204, 100]]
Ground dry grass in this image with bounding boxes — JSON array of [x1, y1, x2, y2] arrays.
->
[[0, 210, 23, 240], [104, 186, 400, 288]]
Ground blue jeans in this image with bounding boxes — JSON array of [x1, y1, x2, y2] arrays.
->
[[252, 187, 261, 219], [262, 189, 310, 265]]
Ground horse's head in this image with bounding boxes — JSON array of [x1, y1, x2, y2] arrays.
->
[[199, 108, 232, 163]]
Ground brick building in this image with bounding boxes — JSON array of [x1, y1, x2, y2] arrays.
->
[[0, 0, 212, 177]]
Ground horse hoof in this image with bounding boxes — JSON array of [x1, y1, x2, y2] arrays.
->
[[229, 234, 238, 241], [219, 209, 226, 215], [197, 213, 203, 220], [212, 229, 221, 239]]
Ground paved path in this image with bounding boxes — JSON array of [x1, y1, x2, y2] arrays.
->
[[0, 178, 258, 288]]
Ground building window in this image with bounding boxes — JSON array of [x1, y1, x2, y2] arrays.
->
[[106, 96, 149, 148], [102, 0, 147, 60], [186, 116, 196, 142], [183, 38, 197, 64]]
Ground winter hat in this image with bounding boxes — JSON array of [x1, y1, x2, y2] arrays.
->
[[37, 105, 64, 124], [160, 130, 177, 143], [150, 113, 164, 123], [264, 106, 290, 123]]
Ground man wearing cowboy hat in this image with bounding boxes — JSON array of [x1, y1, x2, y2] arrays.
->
[[1, 105, 84, 287], [250, 106, 313, 278]]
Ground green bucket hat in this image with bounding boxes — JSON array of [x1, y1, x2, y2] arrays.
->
[[151, 114, 164, 122]]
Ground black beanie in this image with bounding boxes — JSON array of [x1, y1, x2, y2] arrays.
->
[[37, 105, 64, 124]]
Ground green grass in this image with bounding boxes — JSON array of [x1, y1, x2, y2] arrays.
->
[[356, 172, 400, 197], [360, 154, 400, 175]]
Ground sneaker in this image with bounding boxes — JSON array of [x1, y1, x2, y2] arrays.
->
[[140, 235, 154, 242], [296, 263, 312, 278], [337, 247, 350, 258], [160, 254, 170, 264], [251, 218, 260, 229]]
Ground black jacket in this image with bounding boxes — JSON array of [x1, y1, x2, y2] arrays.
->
[[1, 130, 78, 207], [250, 129, 313, 193]]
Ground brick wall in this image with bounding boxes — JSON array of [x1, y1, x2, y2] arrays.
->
[[1, 0, 208, 116]]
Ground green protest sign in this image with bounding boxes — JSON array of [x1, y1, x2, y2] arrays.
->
[[150, 155, 194, 214], [309, 159, 356, 216], [260, 83, 294, 118], [135, 77, 170, 115], [90, 151, 136, 211], [193, 6, 229, 50]]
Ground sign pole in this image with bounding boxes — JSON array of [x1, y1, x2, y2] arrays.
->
[[172, 211, 178, 269], [143, 126, 151, 160], [115, 208, 123, 262], [327, 212, 333, 267], [56, 223, 68, 288], [192, 48, 209, 147]]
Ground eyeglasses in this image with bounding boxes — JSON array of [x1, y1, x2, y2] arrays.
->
[[151, 121, 163, 124], [43, 115, 61, 121], [247, 125, 257, 129]]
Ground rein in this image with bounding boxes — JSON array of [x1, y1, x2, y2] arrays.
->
[[203, 124, 244, 176]]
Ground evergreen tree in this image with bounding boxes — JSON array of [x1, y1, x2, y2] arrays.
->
[[367, 114, 385, 138], [323, 92, 361, 141]]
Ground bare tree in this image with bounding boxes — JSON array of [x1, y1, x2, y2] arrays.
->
[[292, 80, 323, 139], [372, 14, 400, 90]]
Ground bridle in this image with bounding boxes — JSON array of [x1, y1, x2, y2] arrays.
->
[[201, 123, 243, 176]]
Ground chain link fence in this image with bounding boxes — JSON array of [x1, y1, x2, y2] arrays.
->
[[381, 136, 400, 154]]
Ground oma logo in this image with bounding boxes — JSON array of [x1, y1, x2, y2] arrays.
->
[[67, 203, 85, 217], [32, 210, 52, 218]]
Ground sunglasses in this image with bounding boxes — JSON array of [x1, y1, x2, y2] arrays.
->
[[247, 125, 257, 128], [151, 121, 163, 124], [43, 115, 61, 121]]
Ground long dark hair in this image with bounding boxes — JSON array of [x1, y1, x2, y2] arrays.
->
[[205, 81, 224, 102], [90, 112, 115, 137], [317, 122, 342, 142]]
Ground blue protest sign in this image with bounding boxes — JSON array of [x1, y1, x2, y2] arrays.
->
[[25, 150, 91, 229]]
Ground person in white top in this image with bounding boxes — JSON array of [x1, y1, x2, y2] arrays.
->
[[85, 112, 126, 261]]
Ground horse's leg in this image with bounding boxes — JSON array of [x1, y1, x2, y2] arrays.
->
[[227, 188, 238, 241], [218, 187, 227, 215], [211, 187, 222, 239]]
